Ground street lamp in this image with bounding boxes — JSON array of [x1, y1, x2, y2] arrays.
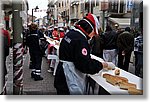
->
[[32, 6, 39, 23]]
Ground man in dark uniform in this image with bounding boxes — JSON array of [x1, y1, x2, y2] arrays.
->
[[54, 13, 115, 95], [27, 23, 43, 81]]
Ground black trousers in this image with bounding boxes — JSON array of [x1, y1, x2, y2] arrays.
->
[[29, 50, 42, 72], [135, 52, 143, 77], [29, 51, 34, 69], [134, 51, 138, 67], [118, 50, 132, 72]]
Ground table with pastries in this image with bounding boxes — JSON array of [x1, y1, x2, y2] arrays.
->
[[88, 54, 143, 95]]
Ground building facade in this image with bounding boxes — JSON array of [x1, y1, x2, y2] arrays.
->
[[47, 0, 142, 30]]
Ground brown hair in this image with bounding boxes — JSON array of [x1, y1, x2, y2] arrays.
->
[[29, 23, 38, 31]]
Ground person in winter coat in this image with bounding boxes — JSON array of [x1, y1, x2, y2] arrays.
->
[[90, 28, 104, 58], [54, 13, 115, 95], [134, 31, 143, 77], [103, 25, 118, 66], [117, 27, 134, 72]]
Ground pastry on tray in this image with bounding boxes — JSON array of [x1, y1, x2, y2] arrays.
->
[[128, 87, 143, 95], [106, 75, 122, 85], [102, 73, 142, 94], [115, 69, 120, 75], [103, 74, 129, 86], [115, 76, 128, 83], [103, 74, 122, 85], [103, 73, 111, 78], [119, 82, 136, 90]]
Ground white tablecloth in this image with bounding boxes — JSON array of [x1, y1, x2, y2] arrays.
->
[[44, 35, 60, 75], [46, 38, 59, 49]]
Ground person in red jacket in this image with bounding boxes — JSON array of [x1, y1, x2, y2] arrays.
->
[[52, 26, 59, 40], [2, 28, 10, 47]]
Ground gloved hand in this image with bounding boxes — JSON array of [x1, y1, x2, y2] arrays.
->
[[107, 62, 116, 70], [102, 62, 116, 70]]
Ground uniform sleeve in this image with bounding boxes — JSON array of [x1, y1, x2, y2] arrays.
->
[[38, 30, 44, 38], [124, 35, 134, 53], [117, 34, 127, 51], [73, 40, 103, 75]]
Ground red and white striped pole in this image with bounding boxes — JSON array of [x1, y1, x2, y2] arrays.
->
[[13, 43, 23, 94], [12, 2, 23, 95]]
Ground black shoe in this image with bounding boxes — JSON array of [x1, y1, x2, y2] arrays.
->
[[31, 72, 35, 78], [34, 75, 43, 81]]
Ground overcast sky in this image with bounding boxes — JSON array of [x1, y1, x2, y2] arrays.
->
[[27, 0, 48, 18]]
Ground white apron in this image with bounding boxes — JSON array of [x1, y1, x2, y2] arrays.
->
[[60, 60, 87, 95]]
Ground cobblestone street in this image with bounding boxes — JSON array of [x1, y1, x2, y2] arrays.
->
[[22, 53, 57, 95]]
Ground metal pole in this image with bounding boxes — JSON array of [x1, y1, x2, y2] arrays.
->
[[118, 0, 120, 13], [0, 0, 3, 94], [12, 2, 23, 95], [89, 0, 91, 13], [32, 8, 33, 23], [102, 10, 105, 31], [131, 1, 135, 29]]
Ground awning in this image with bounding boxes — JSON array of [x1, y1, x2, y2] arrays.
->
[[108, 17, 131, 28]]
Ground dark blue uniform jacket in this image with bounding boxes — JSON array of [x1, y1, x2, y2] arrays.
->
[[54, 29, 103, 92]]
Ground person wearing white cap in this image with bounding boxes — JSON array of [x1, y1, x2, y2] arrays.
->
[[54, 13, 115, 95], [59, 27, 65, 39]]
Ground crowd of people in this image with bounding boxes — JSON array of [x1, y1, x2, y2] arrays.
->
[[90, 24, 143, 78], [23, 13, 143, 95], [23, 22, 69, 81]]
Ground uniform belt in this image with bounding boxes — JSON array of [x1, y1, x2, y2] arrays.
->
[[27, 34, 38, 37]]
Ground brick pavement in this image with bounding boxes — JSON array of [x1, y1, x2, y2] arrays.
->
[[22, 53, 57, 95]]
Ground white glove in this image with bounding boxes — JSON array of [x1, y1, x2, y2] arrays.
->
[[107, 62, 116, 70]]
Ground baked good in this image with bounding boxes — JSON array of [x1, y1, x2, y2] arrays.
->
[[115, 69, 120, 75], [119, 82, 136, 90], [106, 75, 122, 85], [103, 73, 111, 78], [128, 87, 143, 95], [115, 76, 128, 83], [103, 74, 130, 86]]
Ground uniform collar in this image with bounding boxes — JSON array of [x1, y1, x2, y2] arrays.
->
[[73, 25, 90, 40]]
